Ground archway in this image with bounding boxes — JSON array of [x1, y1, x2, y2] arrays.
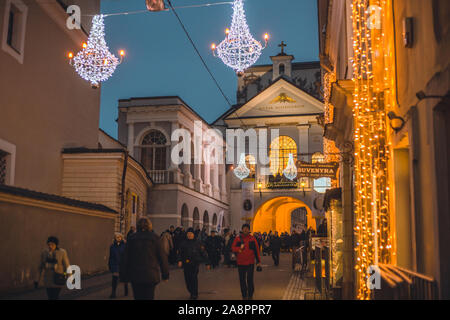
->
[[212, 213, 218, 231], [252, 196, 316, 234], [181, 204, 189, 227], [203, 211, 209, 233], [193, 207, 200, 230]]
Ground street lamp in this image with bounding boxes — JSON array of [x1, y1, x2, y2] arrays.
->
[[387, 111, 406, 132], [300, 180, 306, 197], [258, 181, 263, 199]]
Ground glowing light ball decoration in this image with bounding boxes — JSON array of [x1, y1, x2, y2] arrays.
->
[[212, 0, 268, 75], [69, 15, 124, 88]]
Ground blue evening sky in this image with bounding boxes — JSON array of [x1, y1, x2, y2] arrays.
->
[[99, 0, 319, 138]]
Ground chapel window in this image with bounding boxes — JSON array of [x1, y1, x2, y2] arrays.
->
[[270, 136, 297, 176]]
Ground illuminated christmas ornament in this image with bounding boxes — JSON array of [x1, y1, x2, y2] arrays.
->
[[211, 0, 268, 75], [283, 153, 297, 181], [68, 15, 124, 88], [234, 153, 250, 180]]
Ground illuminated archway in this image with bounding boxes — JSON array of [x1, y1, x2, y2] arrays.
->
[[252, 196, 316, 234]]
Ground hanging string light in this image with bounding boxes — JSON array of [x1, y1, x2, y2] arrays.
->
[[351, 0, 393, 300], [283, 153, 298, 181], [211, 0, 269, 75], [234, 153, 250, 180], [68, 15, 124, 88]]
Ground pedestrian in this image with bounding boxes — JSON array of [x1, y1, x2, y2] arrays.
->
[[120, 217, 169, 300], [108, 233, 128, 298], [205, 230, 223, 269], [232, 224, 261, 300], [36, 236, 70, 300], [160, 229, 174, 261], [178, 228, 211, 300], [291, 230, 302, 270], [126, 226, 136, 241], [270, 231, 282, 266], [222, 229, 233, 268]]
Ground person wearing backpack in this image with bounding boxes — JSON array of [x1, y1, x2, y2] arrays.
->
[[231, 224, 261, 300]]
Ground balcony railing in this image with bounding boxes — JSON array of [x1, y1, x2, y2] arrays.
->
[[375, 264, 437, 300], [149, 170, 169, 184]]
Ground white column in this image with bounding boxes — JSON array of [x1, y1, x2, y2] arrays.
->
[[127, 122, 135, 157], [220, 164, 227, 202], [212, 163, 220, 199], [297, 123, 310, 161], [170, 121, 182, 184]]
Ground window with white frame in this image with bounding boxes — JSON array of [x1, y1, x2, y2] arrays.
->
[[0, 138, 16, 185], [2, 0, 28, 64]]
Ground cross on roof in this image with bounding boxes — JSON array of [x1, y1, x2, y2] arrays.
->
[[278, 41, 287, 54]]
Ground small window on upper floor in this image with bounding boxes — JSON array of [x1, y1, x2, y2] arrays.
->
[[2, 0, 28, 64], [279, 64, 285, 76]]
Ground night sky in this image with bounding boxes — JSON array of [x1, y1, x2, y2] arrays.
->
[[99, 0, 319, 138]]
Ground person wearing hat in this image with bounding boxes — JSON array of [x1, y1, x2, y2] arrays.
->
[[36, 236, 70, 300], [231, 224, 261, 300], [178, 228, 210, 300]]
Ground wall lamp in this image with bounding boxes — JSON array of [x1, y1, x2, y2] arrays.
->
[[416, 91, 447, 101], [257, 180, 263, 199], [300, 180, 306, 197], [387, 111, 406, 132]]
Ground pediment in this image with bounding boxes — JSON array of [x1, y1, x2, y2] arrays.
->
[[226, 78, 324, 120]]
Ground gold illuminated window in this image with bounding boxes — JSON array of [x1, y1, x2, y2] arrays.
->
[[270, 136, 297, 175], [312, 152, 325, 163], [245, 154, 256, 179]]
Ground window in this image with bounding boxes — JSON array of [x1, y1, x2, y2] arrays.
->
[[2, 0, 28, 64], [140, 130, 168, 171], [245, 154, 256, 179], [314, 177, 331, 193], [312, 152, 325, 163], [270, 136, 297, 175], [279, 64, 285, 76], [0, 138, 16, 185], [0, 150, 7, 185]]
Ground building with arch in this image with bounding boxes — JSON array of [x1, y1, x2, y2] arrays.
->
[[118, 96, 229, 234], [213, 48, 327, 234]]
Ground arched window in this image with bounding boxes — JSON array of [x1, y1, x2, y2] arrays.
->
[[203, 211, 209, 233], [140, 130, 168, 171], [279, 64, 285, 76], [181, 204, 189, 227], [270, 136, 297, 175], [312, 152, 325, 163], [193, 208, 200, 230]]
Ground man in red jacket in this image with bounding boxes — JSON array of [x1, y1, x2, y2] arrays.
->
[[232, 224, 261, 300]]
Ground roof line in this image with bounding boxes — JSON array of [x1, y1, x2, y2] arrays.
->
[[222, 76, 323, 121], [0, 184, 117, 214]]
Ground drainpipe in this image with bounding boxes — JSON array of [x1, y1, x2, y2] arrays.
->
[[119, 151, 129, 233]]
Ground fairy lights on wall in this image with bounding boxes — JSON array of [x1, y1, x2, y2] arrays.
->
[[351, 0, 394, 300]]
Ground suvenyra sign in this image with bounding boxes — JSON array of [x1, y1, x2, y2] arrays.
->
[[296, 162, 339, 179]]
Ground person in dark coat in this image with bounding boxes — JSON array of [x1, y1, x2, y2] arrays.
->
[[120, 217, 169, 300], [270, 231, 282, 266], [126, 226, 136, 241], [108, 233, 128, 298], [205, 230, 222, 269], [178, 228, 210, 300]]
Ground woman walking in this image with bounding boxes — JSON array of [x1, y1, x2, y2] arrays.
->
[[108, 233, 128, 298], [37, 236, 70, 300]]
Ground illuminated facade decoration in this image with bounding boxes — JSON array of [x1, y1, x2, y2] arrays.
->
[[323, 72, 340, 164], [351, 0, 393, 300], [269, 136, 297, 176]]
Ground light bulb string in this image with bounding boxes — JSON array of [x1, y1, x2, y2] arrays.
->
[[83, 2, 233, 17]]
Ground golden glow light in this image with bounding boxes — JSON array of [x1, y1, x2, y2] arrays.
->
[[351, 0, 393, 300]]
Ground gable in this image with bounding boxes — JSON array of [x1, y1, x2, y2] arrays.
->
[[226, 78, 324, 120]]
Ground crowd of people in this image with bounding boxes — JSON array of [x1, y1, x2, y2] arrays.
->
[[36, 218, 324, 300]]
